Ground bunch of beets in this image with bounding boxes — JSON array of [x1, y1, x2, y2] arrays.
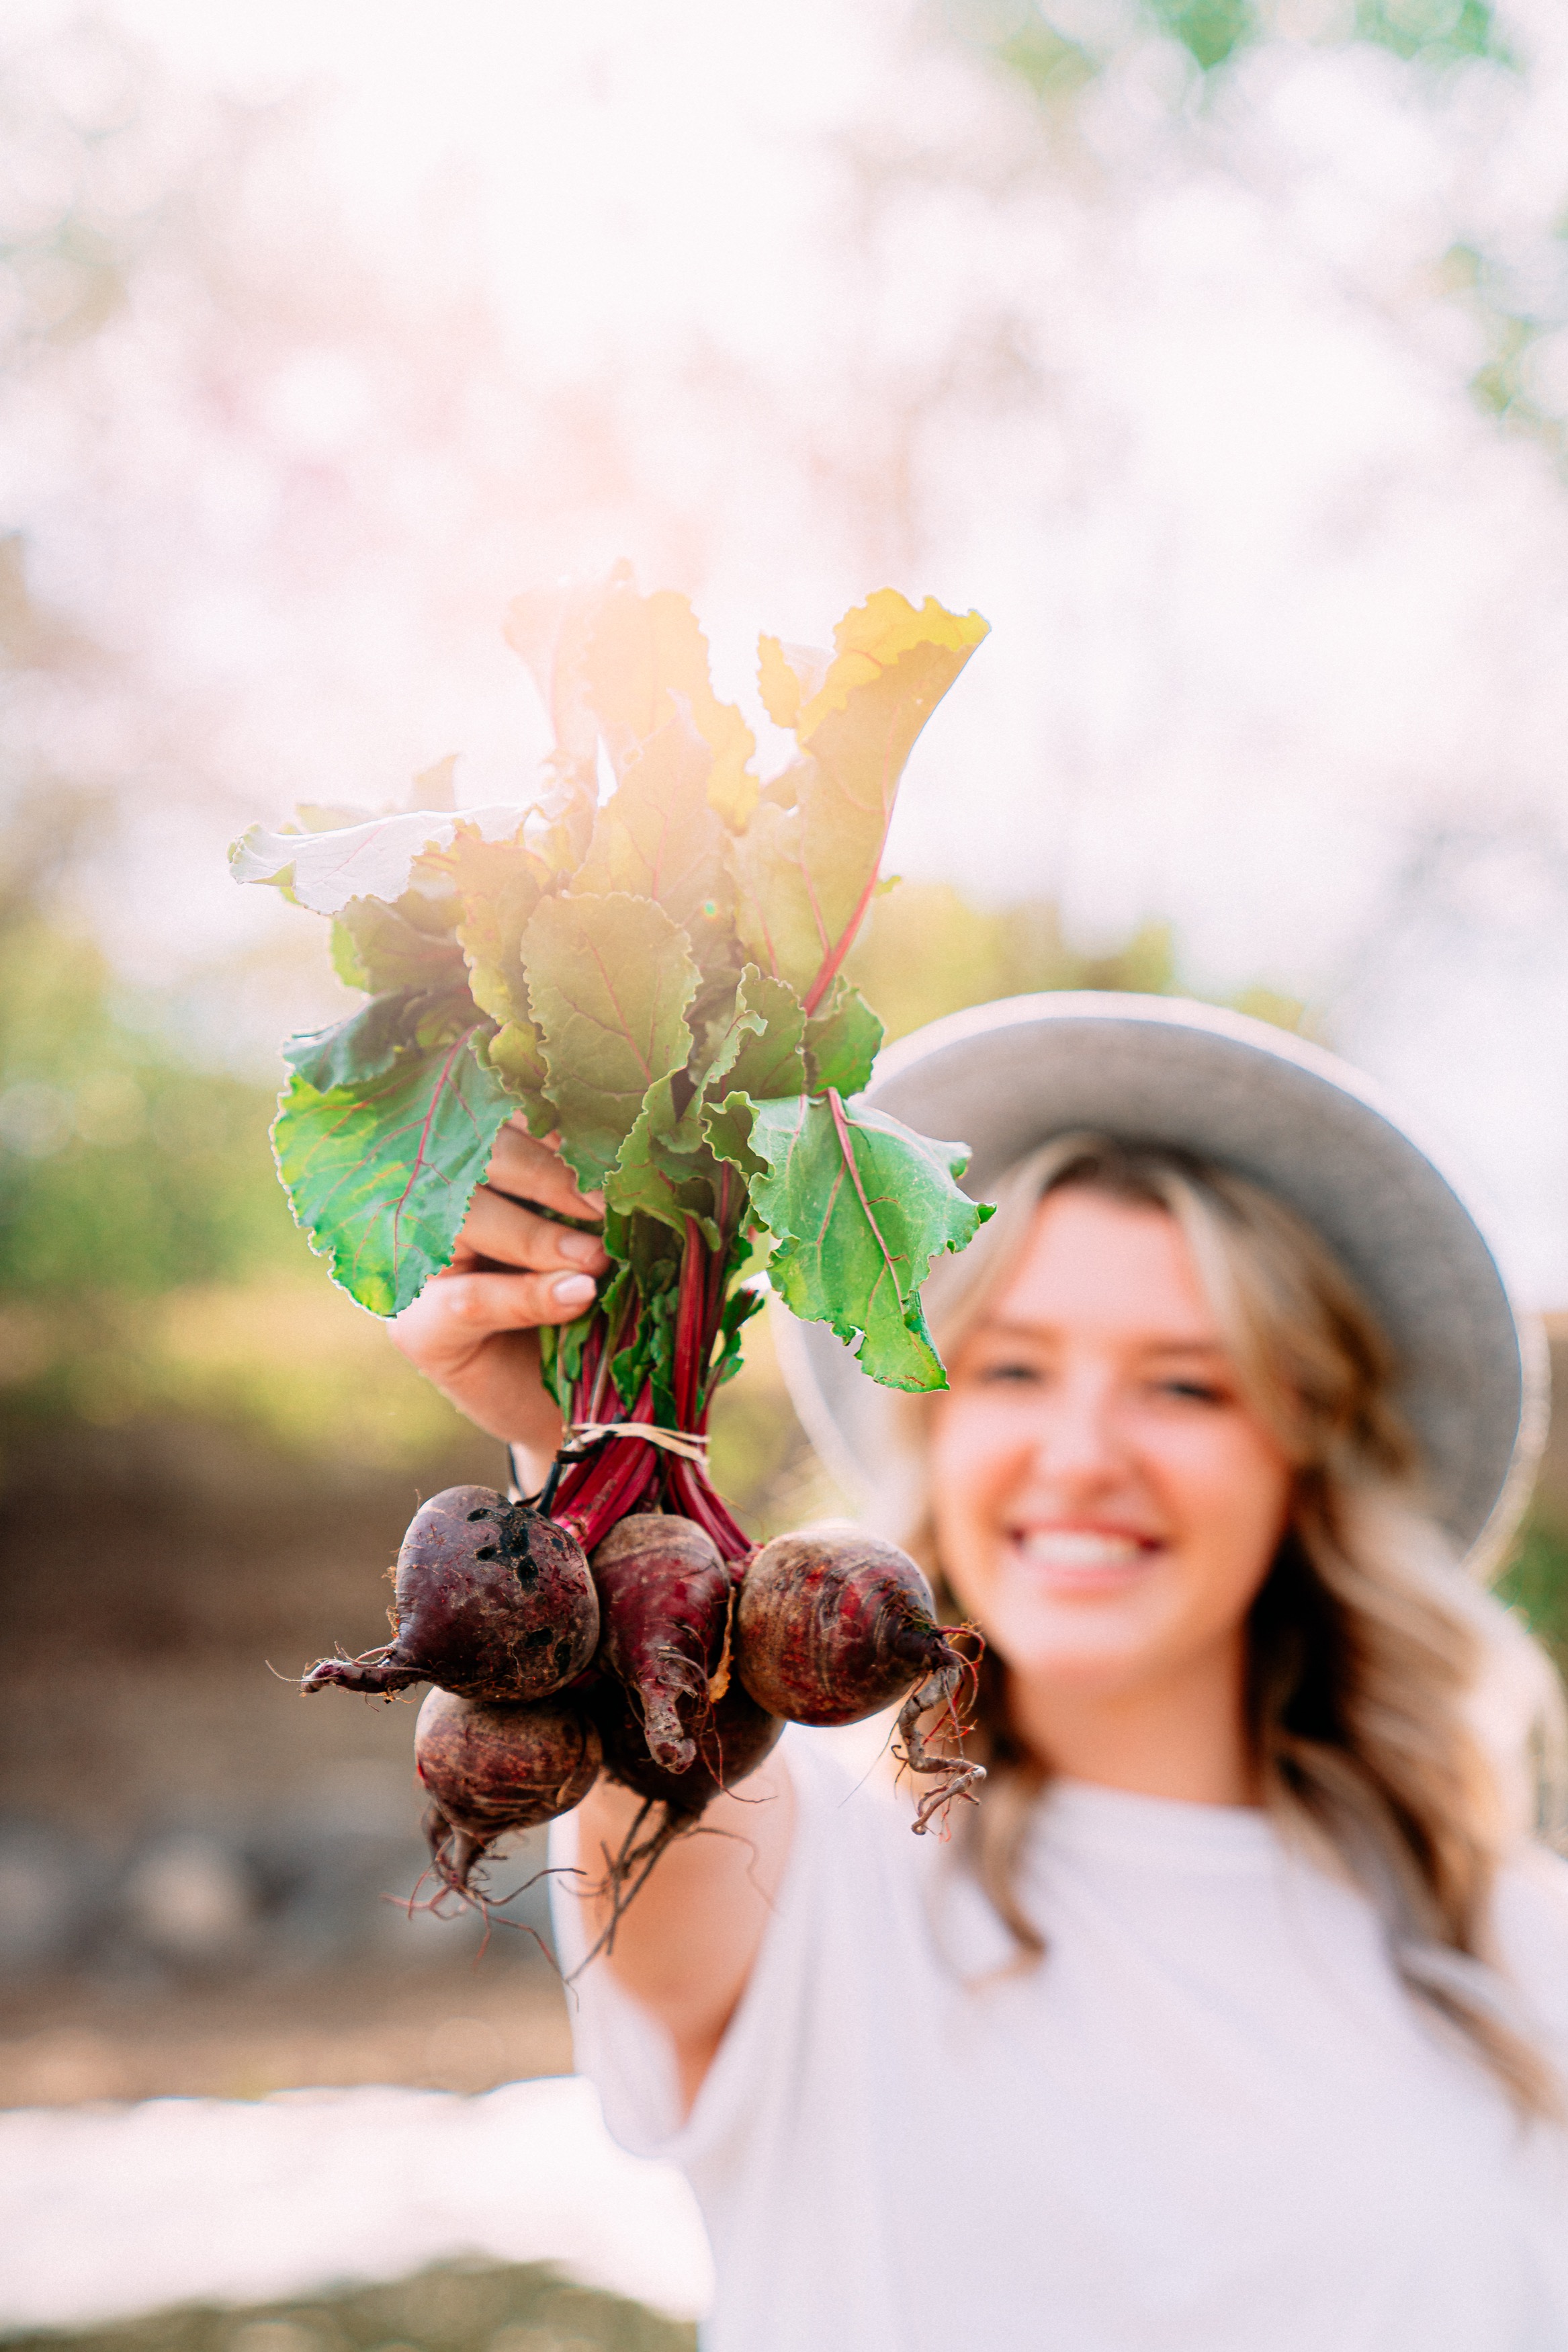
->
[[303, 1486, 980, 1931], [234, 568, 994, 1939]]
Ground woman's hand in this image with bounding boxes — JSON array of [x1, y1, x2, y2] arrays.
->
[[388, 1119, 610, 1473]]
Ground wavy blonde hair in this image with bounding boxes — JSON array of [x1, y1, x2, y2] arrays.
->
[[897, 1133, 1566, 2115]]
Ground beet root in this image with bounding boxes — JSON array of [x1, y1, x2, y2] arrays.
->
[[302, 1484, 599, 1702], [595, 1675, 783, 1816], [735, 1528, 957, 1728], [416, 1686, 601, 1895], [589, 1512, 734, 1774]]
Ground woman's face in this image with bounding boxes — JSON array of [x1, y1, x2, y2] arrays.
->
[[930, 1187, 1293, 1703]]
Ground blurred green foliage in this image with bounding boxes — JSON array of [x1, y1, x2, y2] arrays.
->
[[1354, 0, 1504, 69], [0, 917, 299, 1299], [845, 881, 1178, 1042], [1497, 1512, 1568, 1683], [0, 898, 487, 1466], [957, 0, 1505, 85], [0, 2258, 693, 2352]]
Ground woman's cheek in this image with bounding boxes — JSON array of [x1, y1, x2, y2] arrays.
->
[[928, 1402, 1016, 1620]]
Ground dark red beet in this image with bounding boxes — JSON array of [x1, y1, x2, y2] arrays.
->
[[416, 1685, 601, 1894], [595, 1675, 783, 1816], [736, 1527, 957, 1727], [302, 1484, 599, 1702], [589, 1513, 733, 1774]]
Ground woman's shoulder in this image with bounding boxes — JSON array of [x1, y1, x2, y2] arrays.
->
[[777, 1721, 952, 1910]]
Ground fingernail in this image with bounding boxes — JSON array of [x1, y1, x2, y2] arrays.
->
[[580, 1188, 607, 1215], [552, 1273, 597, 1306], [558, 1230, 600, 1267]]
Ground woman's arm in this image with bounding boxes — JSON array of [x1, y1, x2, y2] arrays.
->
[[568, 1762, 796, 2113], [390, 1118, 794, 2100]]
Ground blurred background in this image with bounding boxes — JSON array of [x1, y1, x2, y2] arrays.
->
[[2, 0, 1567, 2344]]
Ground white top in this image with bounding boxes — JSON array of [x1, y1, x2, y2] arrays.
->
[[550, 1729, 1568, 2352]]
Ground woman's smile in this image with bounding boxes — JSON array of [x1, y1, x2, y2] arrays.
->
[[1006, 1521, 1165, 1591]]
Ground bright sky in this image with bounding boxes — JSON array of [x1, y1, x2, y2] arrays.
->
[[5, 0, 1568, 1296]]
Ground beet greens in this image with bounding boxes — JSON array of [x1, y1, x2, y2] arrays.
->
[[236, 569, 994, 1935]]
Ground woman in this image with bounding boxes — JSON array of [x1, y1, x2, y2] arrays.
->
[[392, 993, 1568, 2352]]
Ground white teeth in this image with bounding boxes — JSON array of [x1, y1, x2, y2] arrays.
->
[[1018, 1530, 1147, 1570]]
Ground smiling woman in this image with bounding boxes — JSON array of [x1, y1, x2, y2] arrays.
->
[[902, 1131, 1559, 2115]]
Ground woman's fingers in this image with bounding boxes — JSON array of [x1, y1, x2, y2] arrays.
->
[[485, 1120, 606, 1222], [391, 1267, 598, 1365], [462, 1184, 609, 1277], [439, 1267, 599, 1331]]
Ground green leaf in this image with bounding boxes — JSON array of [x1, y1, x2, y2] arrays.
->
[[433, 829, 550, 1031], [744, 1089, 994, 1391], [521, 890, 699, 1189], [803, 980, 883, 1096], [716, 966, 808, 1102], [703, 1087, 763, 1185], [605, 1105, 723, 1248], [709, 1277, 767, 1393], [230, 806, 531, 915], [575, 710, 736, 966], [732, 592, 989, 1010], [273, 1027, 515, 1316], [538, 1308, 595, 1419], [282, 984, 474, 1094], [329, 899, 468, 996], [475, 1023, 554, 1136]]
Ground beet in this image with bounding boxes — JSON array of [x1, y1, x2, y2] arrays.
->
[[595, 1674, 783, 1816], [589, 1512, 734, 1774], [416, 1685, 602, 1894], [735, 1527, 957, 1728], [302, 1484, 599, 1702]]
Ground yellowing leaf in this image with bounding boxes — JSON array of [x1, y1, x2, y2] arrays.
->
[[589, 581, 759, 829], [797, 590, 988, 736], [756, 637, 830, 730], [730, 590, 988, 1013]]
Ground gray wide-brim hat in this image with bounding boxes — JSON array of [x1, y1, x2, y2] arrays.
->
[[775, 992, 1548, 1569]]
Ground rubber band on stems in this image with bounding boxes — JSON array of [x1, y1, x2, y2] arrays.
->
[[507, 1422, 711, 1513]]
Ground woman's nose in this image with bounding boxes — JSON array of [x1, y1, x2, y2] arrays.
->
[[1026, 1372, 1128, 1491]]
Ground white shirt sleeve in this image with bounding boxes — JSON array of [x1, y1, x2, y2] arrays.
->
[[547, 1724, 912, 2163]]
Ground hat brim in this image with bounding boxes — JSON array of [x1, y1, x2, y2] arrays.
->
[[775, 992, 1547, 1565]]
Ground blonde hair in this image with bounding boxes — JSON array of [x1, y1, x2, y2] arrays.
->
[[900, 1133, 1567, 2115]]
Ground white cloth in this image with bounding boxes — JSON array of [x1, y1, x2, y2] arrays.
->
[[550, 1728, 1568, 2352]]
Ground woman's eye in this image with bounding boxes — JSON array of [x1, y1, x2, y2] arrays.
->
[[1155, 1378, 1227, 1405], [973, 1359, 1043, 1386]]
